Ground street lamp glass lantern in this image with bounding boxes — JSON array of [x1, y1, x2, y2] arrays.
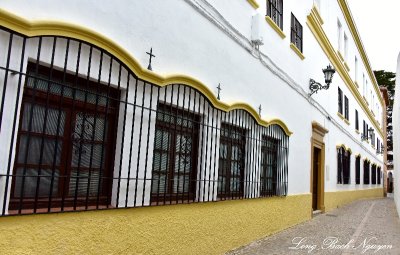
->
[[323, 64, 335, 85]]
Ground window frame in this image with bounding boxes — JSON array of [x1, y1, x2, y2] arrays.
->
[[266, 0, 283, 30], [355, 155, 361, 184], [260, 135, 279, 197], [217, 123, 246, 199], [150, 103, 200, 203], [363, 160, 370, 184], [355, 109, 359, 131], [290, 13, 303, 52], [338, 87, 343, 114]]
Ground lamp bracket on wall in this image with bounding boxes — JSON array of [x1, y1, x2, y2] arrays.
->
[[309, 64, 336, 96]]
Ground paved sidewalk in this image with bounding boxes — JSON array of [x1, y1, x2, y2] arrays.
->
[[227, 198, 400, 255]]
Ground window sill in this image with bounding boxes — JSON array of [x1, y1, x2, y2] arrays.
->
[[337, 112, 350, 125], [290, 43, 305, 60], [247, 0, 259, 9], [355, 129, 360, 134], [344, 61, 350, 72], [337, 50, 345, 62], [265, 16, 286, 39]]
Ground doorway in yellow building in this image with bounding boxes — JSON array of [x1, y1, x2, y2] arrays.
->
[[310, 122, 328, 213]]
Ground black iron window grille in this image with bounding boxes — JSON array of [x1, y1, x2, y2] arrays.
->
[[344, 96, 349, 120], [217, 124, 246, 199], [355, 155, 361, 184], [290, 13, 303, 52], [337, 147, 350, 184], [260, 136, 278, 197], [338, 88, 343, 115], [0, 28, 289, 216], [363, 160, 370, 184], [266, 0, 283, 30], [371, 165, 377, 185], [355, 109, 359, 131], [377, 167, 381, 185]]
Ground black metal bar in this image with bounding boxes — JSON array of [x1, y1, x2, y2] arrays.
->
[[206, 106, 216, 201], [188, 88, 199, 203], [59, 38, 71, 212], [115, 69, 130, 208], [17, 36, 42, 215], [71, 42, 83, 211], [211, 108, 219, 201], [176, 84, 185, 203], [3, 35, 25, 216], [123, 74, 136, 208], [155, 86, 168, 205], [84, 46, 100, 209], [34, 36, 58, 213], [202, 103, 210, 202], [0, 33, 13, 133], [163, 84, 174, 205], [141, 82, 156, 206], [101, 60, 122, 209], [196, 92, 205, 202], [133, 80, 147, 207]]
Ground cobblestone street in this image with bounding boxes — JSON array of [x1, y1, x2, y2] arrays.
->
[[228, 198, 400, 255]]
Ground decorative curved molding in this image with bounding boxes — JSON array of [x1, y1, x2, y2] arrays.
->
[[363, 158, 371, 163], [0, 9, 292, 136], [336, 144, 352, 153]]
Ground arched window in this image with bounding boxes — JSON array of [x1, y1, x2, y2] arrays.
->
[[337, 146, 350, 184], [363, 160, 370, 184], [377, 167, 381, 185], [371, 164, 377, 185], [267, 0, 283, 29], [355, 155, 361, 184]]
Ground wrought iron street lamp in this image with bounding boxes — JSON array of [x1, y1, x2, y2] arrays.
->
[[309, 64, 336, 96]]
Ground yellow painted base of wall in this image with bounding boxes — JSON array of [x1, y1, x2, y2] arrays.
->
[[325, 188, 383, 212], [0, 195, 311, 255]]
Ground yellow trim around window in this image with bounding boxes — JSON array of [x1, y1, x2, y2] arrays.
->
[[290, 43, 305, 60], [337, 112, 350, 125], [0, 9, 293, 136], [336, 144, 352, 153], [247, 0, 260, 9], [265, 16, 286, 39], [337, 0, 384, 108], [307, 9, 383, 138]]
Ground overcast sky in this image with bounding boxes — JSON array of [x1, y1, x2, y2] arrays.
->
[[347, 1, 400, 73]]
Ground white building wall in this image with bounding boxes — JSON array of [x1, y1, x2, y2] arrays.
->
[[0, 0, 384, 208]]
